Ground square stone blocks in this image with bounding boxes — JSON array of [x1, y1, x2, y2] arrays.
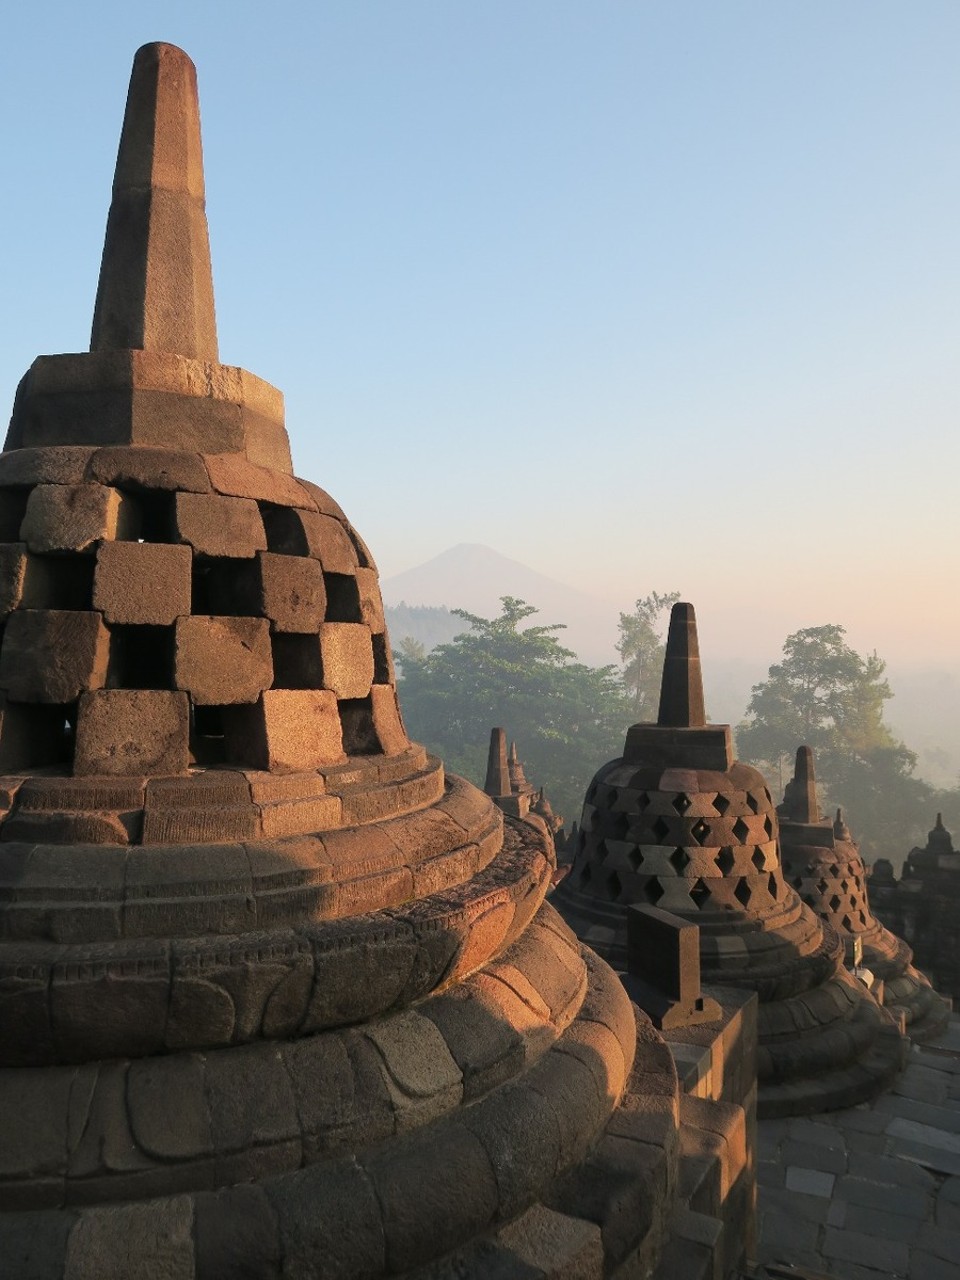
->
[[0, 543, 27, 617], [174, 616, 273, 704], [174, 491, 266, 558], [223, 690, 345, 770], [94, 541, 192, 625], [319, 623, 374, 699], [74, 690, 190, 775], [258, 553, 326, 632], [298, 512, 358, 573], [355, 567, 385, 629], [20, 483, 134, 553], [0, 610, 110, 702]]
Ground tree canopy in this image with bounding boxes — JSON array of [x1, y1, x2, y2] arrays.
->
[[737, 624, 931, 860], [617, 591, 680, 720], [395, 596, 632, 824]]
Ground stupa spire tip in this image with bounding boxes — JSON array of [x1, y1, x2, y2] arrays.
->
[[656, 601, 706, 728]]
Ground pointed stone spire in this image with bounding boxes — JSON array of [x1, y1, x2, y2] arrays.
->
[[484, 727, 510, 798], [508, 741, 518, 763], [657, 602, 706, 728], [91, 43, 218, 360], [834, 808, 851, 841], [780, 746, 820, 823], [928, 812, 954, 853]]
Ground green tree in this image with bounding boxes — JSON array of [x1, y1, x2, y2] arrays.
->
[[396, 597, 631, 824], [617, 591, 680, 719], [737, 625, 931, 861]]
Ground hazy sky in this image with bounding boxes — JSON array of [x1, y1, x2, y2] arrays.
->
[[1, 2, 958, 666]]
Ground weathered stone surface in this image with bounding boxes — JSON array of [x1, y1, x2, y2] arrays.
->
[[93, 541, 191, 625], [20, 484, 131, 553], [88, 446, 212, 493], [257, 553, 325, 633], [0, 611, 110, 703], [174, 616, 272, 704], [74, 690, 189, 775], [370, 685, 409, 755], [319, 623, 374, 699], [174, 490, 266, 557], [0, 543, 27, 616], [63, 1195, 194, 1280], [297, 511, 358, 572], [194, 1184, 282, 1280], [223, 690, 344, 770]]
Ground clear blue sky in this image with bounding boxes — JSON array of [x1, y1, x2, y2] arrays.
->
[[1, 2, 958, 665]]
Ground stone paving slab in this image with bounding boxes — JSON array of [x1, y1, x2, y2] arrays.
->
[[756, 1014, 960, 1278]]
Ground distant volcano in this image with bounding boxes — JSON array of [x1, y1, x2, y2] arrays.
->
[[382, 543, 620, 666]]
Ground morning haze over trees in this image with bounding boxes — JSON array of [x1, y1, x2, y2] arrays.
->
[[392, 597, 960, 866]]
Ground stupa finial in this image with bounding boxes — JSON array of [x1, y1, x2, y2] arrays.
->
[[484, 727, 510, 798], [91, 42, 218, 360], [657, 602, 706, 728], [780, 745, 820, 823]]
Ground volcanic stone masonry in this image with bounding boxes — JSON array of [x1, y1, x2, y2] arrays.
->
[[0, 43, 750, 1279], [777, 745, 949, 1043], [871, 812, 960, 1008], [554, 601, 907, 1117]]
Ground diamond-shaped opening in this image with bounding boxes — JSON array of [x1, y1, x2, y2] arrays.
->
[[802, 893, 815, 907], [691, 818, 710, 845], [746, 792, 760, 815], [107, 624, 173, 689], [840, 880, 849, 894], [713, 792, 730, 816], [579, 864, 592, 887], [762, 788, 773, 805], [827, 863, 841, 877], [608, 812, 630, 840], [672, 793, 691, 815], [768, 872, 779, 898], [594, 838, 609, 865], [643, 879, 665, 905], [858, 910, 867, 926], [841, 914, 853, 931], [732, 817, 750, 842], [636, 791, 651, 812], [652, 816, 670, 841], [752, 847, 767, 872], [260, 503, 309, 555], [271, 633, 323, 689], [763, 816, 774, 839], [669, 846, 690, 873], [734, 878, 752, 907], [607, 871, 623, 901], [629, 847, 644, 871], [828, 894, 841, 913], [792, 875, 803, 889], [603, 787, 619, 809], [716, 845, 736, 875], [816, 878, 829, 893], [689, 878, 711, 909], [22, 554, 95, 610], [324, 573, 363, 623]]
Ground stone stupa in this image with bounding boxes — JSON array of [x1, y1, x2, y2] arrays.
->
[[777, 747, 949, 1042], [554, 602, 906, 1116], [0, 43, 722, 1280]]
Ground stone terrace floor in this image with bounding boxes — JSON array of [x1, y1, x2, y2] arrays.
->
[[755, 1014, 960, 1280]]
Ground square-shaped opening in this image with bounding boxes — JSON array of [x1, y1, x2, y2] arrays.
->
[[21, 554, 95, 610], [190, 703, 227, 766], [107, 625, 174, 689], [324, 573, 362, 622], [271, 633, 323, 689], [259, 503, 308, 555], [194, 558, 258, 616], [0, 489, 30, 542], [339, 695, 379, 755], [118, 490, 177, 543], [371, 632, 392, 684]]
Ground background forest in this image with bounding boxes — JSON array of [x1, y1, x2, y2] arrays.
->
[[392, 595, 960, 870]]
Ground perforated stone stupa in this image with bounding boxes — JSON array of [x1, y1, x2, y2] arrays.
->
[[555, 602, 906, 1116], [0, 44, 720, 1279], [778, 747, 949, 1042]]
